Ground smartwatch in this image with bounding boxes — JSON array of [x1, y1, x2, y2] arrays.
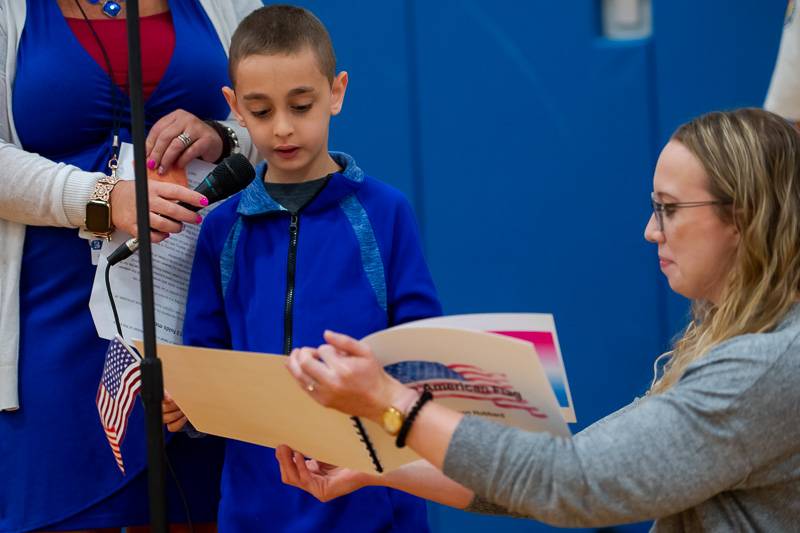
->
[[85, 175, 120, 239]]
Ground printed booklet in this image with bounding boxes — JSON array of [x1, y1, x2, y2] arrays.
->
[[148, 313, 575, 473]]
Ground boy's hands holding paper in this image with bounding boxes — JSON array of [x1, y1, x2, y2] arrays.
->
[[162, 391, 188, 432]]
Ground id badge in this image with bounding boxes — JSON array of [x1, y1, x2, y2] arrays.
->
[[89, 239, 104, 265]]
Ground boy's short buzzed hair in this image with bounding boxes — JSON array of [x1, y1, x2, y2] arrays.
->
[[229, 5, 336, 85]]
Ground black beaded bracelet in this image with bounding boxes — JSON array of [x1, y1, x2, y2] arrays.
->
[[205, 120, 240, 164], [395, 390, 433, 448]]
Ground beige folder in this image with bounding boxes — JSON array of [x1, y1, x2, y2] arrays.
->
[[145, 342, 403, 473]]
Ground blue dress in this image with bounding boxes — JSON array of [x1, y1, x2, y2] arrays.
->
[[0, 1, 231, 530]]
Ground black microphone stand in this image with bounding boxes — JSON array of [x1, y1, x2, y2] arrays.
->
[[126, 1, 168, 530]]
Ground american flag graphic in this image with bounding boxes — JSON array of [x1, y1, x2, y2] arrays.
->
[[385, 361, 547, 419], [446, 364, 547, 418], [96, 336, 142, 474]]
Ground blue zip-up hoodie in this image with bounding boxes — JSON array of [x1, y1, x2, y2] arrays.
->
[[183, 152, 442, 532]]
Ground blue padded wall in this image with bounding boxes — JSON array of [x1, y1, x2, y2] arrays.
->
[[411, 2, 658, 531], [290, 1, 418, 200], [275, 1, 785, 531], [651, 0, 786, 340]]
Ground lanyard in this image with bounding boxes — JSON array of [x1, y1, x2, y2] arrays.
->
[[73, 0, 124, 177], [74, 0, 125, 260]]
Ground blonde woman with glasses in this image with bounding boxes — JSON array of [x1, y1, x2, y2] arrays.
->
[[279, 108, 800, 530]]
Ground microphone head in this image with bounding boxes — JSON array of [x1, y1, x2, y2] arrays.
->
[[199, 153, 256, 203]]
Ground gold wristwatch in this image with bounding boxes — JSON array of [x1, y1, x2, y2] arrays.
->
[[380, 388, 422, 436], [85, 175, 120, 239], [381, 406, 405, 436]]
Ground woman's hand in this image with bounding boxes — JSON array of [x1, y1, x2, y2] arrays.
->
[[110, 179, 207, 243], [275, 445, 376, 502], [286, 331, 413, 423], [288, 331, 466, 487], [278, 447, 476, 510], [145, 109, 223, 173]]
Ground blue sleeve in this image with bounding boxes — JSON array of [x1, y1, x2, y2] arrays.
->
[[182, 221, 232, 349], [386, 198, 443, 325]]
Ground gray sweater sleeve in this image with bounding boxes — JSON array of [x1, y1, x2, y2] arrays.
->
[[442, 327, 800, 527]]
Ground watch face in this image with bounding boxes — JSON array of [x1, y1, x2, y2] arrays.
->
[[382, 408, 404, 436], [85, 200, 112, 233]]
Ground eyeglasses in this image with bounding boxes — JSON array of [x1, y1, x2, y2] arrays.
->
[[650, 192, 732, 232]]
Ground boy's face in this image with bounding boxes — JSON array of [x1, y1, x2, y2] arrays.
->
[[223, 47, 348, 183]]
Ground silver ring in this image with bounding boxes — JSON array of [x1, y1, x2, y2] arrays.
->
[[177, 132, 193, 149], [306, 382, 316, 393]]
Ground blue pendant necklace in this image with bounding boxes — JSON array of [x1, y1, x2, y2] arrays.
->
[[86, 0, 124, 18]]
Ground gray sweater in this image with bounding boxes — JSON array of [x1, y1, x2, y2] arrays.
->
[[443, 306, 800, 531]]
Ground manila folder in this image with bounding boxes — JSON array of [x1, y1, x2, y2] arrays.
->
[[150, 342, 387, 473]]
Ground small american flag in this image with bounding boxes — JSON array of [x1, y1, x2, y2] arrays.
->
[[96, 336, 142, 474]]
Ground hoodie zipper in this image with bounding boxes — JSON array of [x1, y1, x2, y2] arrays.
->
[[283, 213, 299, 355]]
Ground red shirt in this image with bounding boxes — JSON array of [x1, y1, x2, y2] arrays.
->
[[66, 11, 175, 100]]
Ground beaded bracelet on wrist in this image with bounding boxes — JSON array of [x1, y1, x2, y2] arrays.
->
[[206, 120, 241, 164], [395, 390, 434, 448]]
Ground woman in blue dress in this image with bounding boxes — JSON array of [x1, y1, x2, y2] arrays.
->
[[0, 1, 260, 531]]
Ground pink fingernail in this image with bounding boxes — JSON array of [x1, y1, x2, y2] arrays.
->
[[196, 214, 203, 223], [199, 197, 209, 206], [147, 159, 156, 170]]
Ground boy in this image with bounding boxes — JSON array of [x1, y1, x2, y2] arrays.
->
[[172, 5, 441, 531]]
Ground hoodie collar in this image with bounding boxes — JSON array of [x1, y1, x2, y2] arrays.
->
[[237, 151, 364, 217]]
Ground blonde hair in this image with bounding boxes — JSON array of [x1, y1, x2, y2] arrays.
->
[[651, 108, 800, 393]]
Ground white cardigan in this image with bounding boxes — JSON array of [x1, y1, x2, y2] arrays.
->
[[0, 0, 262, 411]]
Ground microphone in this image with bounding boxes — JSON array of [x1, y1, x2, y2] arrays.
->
[[106, 153, 255, 266]]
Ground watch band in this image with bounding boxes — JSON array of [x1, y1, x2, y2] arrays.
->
[[89, 175, 120, 203]]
